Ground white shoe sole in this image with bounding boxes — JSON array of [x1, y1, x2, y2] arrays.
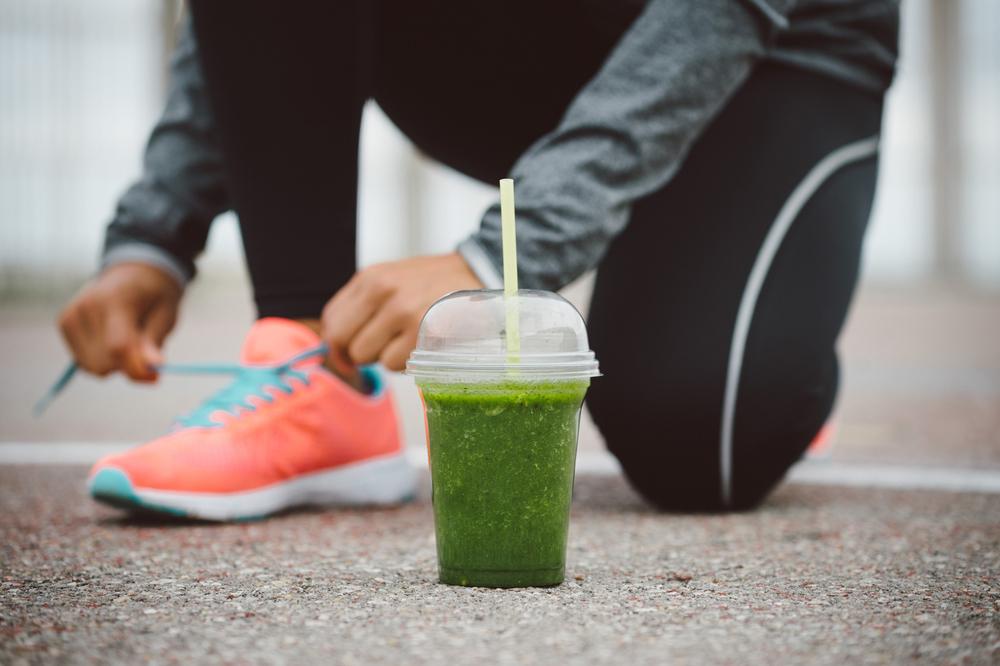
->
[[89, 451, 418, 521]]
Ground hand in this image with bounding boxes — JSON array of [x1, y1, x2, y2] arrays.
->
[[321, 252, 484, 373], [58, 262, 182, 381]]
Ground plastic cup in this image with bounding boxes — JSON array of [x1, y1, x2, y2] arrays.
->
[[407, 289, 600, 588]]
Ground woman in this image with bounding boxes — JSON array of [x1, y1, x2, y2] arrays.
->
[[59, 0, 899, 519]]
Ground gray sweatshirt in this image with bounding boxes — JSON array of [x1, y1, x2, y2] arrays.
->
[[103, 0, 899, 291]]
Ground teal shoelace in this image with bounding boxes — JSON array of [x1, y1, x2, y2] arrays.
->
[[34, 343, 332, 426]]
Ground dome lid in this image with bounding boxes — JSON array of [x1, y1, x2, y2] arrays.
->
[[406, 289, 599, 381]]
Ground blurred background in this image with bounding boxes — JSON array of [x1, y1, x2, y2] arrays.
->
[[0, 0, 997, 473]]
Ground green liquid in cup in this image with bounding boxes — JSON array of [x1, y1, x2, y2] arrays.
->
[[418, 379, 589, 588]]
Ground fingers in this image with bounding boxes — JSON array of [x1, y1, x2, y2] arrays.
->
[[139, 302, 177, 369], [321, 255, 481, 375], [57, 296, 160, 381], [321, 268, 393, 366], [58, 301, 98, 374], [348, 298, 411, 365], [143, 301, 176, 347], [105, 306, 155, 382], [59, 297, 115, 377], [379, 329, 418, 372], [56, 263, 183, 382]]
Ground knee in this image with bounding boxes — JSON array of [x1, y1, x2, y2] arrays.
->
[[587, 379, 733, 512], [587, 367, 833, 513]]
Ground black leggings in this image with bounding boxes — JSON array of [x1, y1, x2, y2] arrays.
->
[[190, 1, 883, 511]]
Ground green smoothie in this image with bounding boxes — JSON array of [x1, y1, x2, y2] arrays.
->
[[418, 379, 589, 588]]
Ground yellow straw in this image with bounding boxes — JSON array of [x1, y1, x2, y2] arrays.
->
[[499, 178, 520, 359]]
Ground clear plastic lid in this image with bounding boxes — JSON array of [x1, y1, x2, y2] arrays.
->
[[406, 289, 600, 381]]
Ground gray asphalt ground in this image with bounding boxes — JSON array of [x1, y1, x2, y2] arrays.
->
[[2, 468, 998, 665], [2, 282, 999, 664]]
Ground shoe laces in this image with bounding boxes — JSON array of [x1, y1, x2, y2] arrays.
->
[[172, 344, 327, 428], [34, 343, 330, 424]]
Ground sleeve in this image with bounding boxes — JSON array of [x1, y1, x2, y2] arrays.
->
[[101, 17, 230, 287], [457, 0, 783, 291]]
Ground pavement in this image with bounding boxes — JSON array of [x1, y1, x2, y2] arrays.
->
[[1, 281, 999, 664], [2, 467, 998, 665]]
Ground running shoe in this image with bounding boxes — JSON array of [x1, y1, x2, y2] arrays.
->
[[804, 422, 836, 461], [87, 318, 416, 520]]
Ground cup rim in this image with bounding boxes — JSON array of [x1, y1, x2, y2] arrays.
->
[[406, 349, 600, 381]]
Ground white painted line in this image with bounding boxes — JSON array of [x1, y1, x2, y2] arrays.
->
[[574, 452, 622, 475], [785, 460, 1000, 494], [0, 442, 131, 465], [3, 443, 1000, 494]]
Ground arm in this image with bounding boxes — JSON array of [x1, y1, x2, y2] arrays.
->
[[317, 0, 794, 372], [458, 0, 783, 290], [59, 18, 227, 382], [102, 16, 230, 287]]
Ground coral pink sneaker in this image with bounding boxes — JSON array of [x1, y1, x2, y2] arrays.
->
[[804, 422, 836, 461], [87, 318, 416, 521]]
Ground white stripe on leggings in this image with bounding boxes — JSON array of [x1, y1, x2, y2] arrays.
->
[[719, 136, 880, 507]]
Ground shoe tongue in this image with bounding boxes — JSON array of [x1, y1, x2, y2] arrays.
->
[[240, 318, 323, 366]]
